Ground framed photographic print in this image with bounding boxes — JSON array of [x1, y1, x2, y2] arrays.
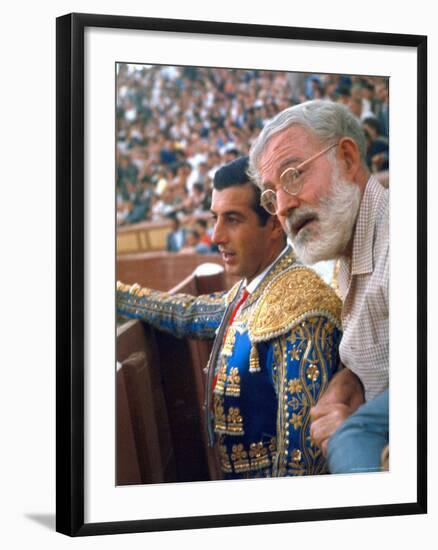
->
[[56, 12, 427, 536]]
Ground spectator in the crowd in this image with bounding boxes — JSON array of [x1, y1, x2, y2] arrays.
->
[[322, 79, 338, 101], [116, 201, 132, 226], [182, 182, 207, 215], [151, 187, 180, 220], [349, 96, 363, 121], [362, 117, 389, 173], [359, 80, 376, 120], [375, 81, 389, 137], [193, 219, 213, 253], [155, 166, 174, 196], [166, 215, 186, 252], [304, 74, 322, 99], [124, 197, 148, 224], [335, 84, 351, 106], [178, 229, 201, 254], [117, 154, 139, 200], [160, 138, 178, 165], [186, 161, 209, 192]]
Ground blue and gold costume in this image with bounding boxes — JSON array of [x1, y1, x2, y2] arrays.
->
[[117, 247, 342, 479]]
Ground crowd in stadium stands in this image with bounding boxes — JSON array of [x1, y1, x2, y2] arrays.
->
[[116, 64, 389, 253]]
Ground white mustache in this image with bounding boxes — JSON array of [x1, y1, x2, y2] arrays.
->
[[286, 207, 319, 235]]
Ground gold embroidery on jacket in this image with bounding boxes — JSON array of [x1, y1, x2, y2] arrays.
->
[[214, 359, 228, 396], [225, 367, 241, 397], [222, 326, 236, 357], [214, 394, 227, 433], [306, 363, 320, 382], [226, 407, 244, 435], [288, 378, 303, 394], [249, 344, 261, 373], [249, 442, 271, 471], [214, 401, 244, 436], [219, 443, 232, 473], [290, 413, 303, 430], [230, 444, 250, 473], [219, 439, 277, 475]]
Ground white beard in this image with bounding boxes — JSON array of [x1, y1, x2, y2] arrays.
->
[[285, 169, 362, 265]]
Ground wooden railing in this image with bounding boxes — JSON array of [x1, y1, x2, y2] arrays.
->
[[116, 266, 226, 485], [117, 323, 177, 485], [117, 250, 239, 291], [117, 219, 173, 255]]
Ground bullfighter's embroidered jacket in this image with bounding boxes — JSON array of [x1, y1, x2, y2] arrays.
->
[[117, 247, 342, 479]]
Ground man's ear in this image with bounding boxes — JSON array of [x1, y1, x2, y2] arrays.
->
[[337, 137, 362, 180]]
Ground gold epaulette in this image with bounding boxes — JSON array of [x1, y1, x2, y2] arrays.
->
[[248, 266, 342, 342]]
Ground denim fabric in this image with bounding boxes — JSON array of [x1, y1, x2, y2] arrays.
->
[[327, 389, 389, 474]]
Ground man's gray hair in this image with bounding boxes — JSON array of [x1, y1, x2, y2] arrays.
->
[[248, 100, 367, 187]]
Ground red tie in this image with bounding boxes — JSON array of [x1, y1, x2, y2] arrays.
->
[[212, 288, 249, 392], [226, 287, 249, 329]]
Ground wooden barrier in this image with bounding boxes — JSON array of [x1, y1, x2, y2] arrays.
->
[[117, 219, 172, 254], [116, 266, 227, 485], [117, 251, 239, 291], [117, 321, 177, 485], [165, 269, 224, 481]]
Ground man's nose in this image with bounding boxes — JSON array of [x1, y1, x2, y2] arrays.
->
[[212, 220, 226, 245], [275, 187, 300, 217]]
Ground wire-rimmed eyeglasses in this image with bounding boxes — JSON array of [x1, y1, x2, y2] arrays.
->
[[260, 142, 338, 215]]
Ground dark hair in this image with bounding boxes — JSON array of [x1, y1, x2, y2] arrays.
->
[[363, 116, 381, 135], [195, 218, 208, 229], [213, 156, 271, 225], [335, 85, 351, 98], [167, 213, 181, 228], [193, 182, 204, 194], [185, 229, 200, 243]]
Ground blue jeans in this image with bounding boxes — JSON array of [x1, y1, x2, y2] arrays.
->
[[327, 389, 389, 474]]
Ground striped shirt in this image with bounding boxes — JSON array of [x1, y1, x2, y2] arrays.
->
[[337, 176, 389, 401]]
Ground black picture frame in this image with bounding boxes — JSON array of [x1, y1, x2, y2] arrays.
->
[[56, 12, 427, 537]]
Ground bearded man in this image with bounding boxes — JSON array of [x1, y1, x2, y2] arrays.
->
[[249, 100, 389, 474]]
